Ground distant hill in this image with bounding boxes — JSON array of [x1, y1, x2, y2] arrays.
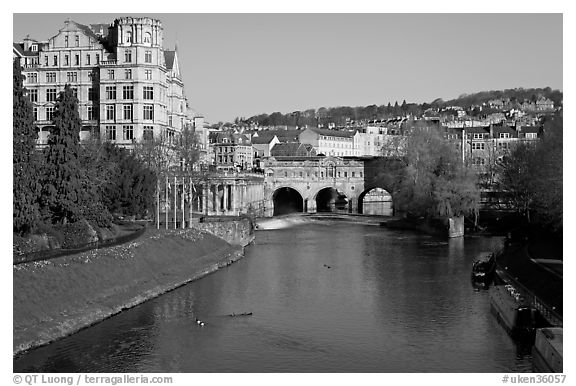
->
[[237, 87, 562, 127], [441, 87, 563, 108]]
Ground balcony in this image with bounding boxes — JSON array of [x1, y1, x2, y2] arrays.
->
[[99, 60, 118, 66]]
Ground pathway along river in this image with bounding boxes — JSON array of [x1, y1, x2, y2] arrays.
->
[[14, 219, 533, 372]]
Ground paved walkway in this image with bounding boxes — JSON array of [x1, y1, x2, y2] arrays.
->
[[496, 240, 563, 317]]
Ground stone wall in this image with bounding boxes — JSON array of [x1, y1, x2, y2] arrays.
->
[[193, 216, 255, 246]]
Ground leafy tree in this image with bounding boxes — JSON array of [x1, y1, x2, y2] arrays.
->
[[497, 114, 562, 233], [101, 145, 157, 218], [41, 85, 88, 224], [13, 59, 41, 234], [394, 127, 480, 219]]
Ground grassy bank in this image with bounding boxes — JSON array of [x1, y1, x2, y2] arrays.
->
[[13, 227, 244, 356]]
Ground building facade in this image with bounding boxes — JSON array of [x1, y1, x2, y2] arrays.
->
[[13, 17, 192, 148]]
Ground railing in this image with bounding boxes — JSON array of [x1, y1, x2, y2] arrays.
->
[[99, 60, 118, 66], [494, 248, 563, 327]]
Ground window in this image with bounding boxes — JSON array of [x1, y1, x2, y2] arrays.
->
[[125, 50, 132, 63], [66, 72, 78, 83], [65, 36, 68, 47], [64, 55, 69, 66], [499, 133, 510, 139], [123, 104, 133, 120], [352, 172, 356, 177], [472, 157, 486, 166], [46, 88, 57, 102], [122, 85, 134, 99], [53, 55, 58, 66], [143, 105, 154, 120], [87, 106, 94, 120], [125, 31, 132, 44], [123, 125, 134, 140], [95, 54, 100, 64], [471, 142, 485, 150], [143, 86, 154, 100], [106, 125, 116, 140], [143, 126, 154, 140], [106, 105, 116, 120], [33, 107, 38, 120], [144, 32, 151, 43], [46, 106, 54, 121], [28, 89, 38, 102], [75, 55, 79, 66], [105, 86, 116, 100], [27, 73, 38, 83], [145, 69, 152, 80], [86, 54, 91, 65], [124, 69, 132, 80], [145, 50, 152, 63], [46, 72, 56, 83], [75, 36, 79, 47], [44, 56, 48, 66], [71, 88, 78, 99], [168, 116, 173, 127], [526, 132, 537, 139], [108, 69, 115, 80], [344, 171, 348, 178], [473, 133, 484, 140], [498, 142, 510, 150]]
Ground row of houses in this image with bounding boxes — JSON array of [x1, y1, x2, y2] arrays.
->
[[203, 120, 542, 173]]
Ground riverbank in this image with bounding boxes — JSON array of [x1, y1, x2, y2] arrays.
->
[[13, 223, 253, 356]]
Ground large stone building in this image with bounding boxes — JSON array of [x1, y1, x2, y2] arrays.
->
[[13, 17, 193, 148]]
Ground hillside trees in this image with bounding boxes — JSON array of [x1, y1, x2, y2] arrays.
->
[[13, 59, 41, 234]]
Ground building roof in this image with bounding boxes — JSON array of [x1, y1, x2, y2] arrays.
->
[[251, 134, 278, 144], [13, 43, 38, 57], [72, 21, 101, 42], [164, 51, 175, 70], [464, 126, 490, 134], [520, 126, 541, 133], [306, 127, 355, 138]]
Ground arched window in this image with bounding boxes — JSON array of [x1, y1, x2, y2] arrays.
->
[[144, 32, 152, 43], [125, 31, 132, 43]]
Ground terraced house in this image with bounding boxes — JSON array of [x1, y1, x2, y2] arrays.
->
[[13, 16, 190, 149]]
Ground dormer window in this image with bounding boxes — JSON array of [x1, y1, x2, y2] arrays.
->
[[31, 45, 37, 52]]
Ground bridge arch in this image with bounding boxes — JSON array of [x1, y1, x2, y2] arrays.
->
[[314, 186, 349, 213], [358, 187, 393, 215], [272, 186, 305, 216]]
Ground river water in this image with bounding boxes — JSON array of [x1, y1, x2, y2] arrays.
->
[[14, 220, 533, 372]]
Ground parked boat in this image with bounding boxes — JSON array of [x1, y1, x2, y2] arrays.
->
[[471, 252, 496, 287], [489, 283, 541, 341], [532, 327, 563, 373]]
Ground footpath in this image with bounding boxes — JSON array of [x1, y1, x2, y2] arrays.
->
[[496, 238, 563, 321], [13, 219, 253, 356]]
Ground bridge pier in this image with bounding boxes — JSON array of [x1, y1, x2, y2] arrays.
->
[[306, 199, 317, 214]]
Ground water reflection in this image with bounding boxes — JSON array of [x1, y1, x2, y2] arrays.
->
[[14, 222, 530, 373]]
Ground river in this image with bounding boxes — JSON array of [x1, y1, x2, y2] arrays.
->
[[13, 219, 533, 372]]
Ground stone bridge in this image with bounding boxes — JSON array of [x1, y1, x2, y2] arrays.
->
[[262, 156, 396, 217], [157, 156, 399, 227]]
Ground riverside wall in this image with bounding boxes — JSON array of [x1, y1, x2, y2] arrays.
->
[[13, 219, 254, 356]]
